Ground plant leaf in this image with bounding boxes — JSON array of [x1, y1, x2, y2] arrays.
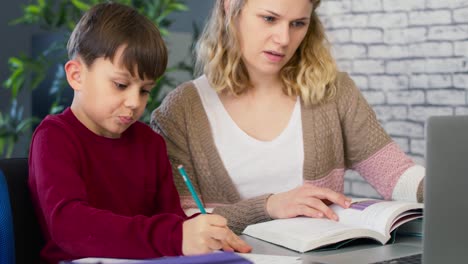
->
[[169, 3, 188, 12], [0, 137, 5, 156], [16, 117, 40, 134], [71, 0, 91, 12], [6, 139, 15, 158]]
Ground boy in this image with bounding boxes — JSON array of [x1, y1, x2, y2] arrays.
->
[[28, 3, 250, 264]]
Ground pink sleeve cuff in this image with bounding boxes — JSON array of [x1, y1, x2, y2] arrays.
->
[[352, 142, 414, 200]]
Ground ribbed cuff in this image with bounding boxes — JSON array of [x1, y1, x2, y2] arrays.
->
[[170, 220, 184, 256], [212, 194, 273, 234]]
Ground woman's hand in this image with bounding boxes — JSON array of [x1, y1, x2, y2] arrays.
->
[[266, 184, 352, 220]]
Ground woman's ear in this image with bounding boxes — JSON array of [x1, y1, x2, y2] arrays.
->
[[64, 59, 83, 91]]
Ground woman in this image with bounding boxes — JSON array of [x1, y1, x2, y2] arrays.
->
[[151, 0, 424, 234]]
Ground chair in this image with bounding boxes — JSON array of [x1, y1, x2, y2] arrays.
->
[[0, 158, 43, 264], [0, 168, 15, 264]]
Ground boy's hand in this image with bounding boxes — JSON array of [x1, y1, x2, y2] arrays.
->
[[266, 184, 351, 221], [182, 214, 229, 255], [221, 229, 252, 253]]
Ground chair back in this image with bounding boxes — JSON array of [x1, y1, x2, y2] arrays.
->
[[0, 158, 43, 264], [0, 169, 15, 264]]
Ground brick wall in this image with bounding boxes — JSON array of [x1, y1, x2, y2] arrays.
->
[[317, 0, 468, 198]]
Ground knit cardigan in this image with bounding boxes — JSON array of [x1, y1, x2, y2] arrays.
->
[[151, 73, 424, 234]]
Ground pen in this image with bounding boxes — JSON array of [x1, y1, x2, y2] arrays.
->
[[177, 165, 207, 214]]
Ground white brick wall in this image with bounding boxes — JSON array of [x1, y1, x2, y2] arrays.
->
[[318, 0, 468, 198]]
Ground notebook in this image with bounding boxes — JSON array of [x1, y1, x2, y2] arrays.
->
[[62, 251, 252, 264]]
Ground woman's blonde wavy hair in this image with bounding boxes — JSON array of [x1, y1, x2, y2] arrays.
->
[[195, 0, 338, 106]]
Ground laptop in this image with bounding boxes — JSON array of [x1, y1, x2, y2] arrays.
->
[[421, 115, 468, 263], [372, 115, 468, 264]]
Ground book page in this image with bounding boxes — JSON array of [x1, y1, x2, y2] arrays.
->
[[243, 216, 382, 252], [237, 253, 301, 264], [331, 199, 423, 237]]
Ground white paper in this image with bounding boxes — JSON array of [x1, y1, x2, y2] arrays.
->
[[237, 253, 301, 264]]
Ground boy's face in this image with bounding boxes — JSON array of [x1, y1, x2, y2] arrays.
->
[[65, 45, 155, 138]]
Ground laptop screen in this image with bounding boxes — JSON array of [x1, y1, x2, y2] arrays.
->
[[423, 115, 468, 264]]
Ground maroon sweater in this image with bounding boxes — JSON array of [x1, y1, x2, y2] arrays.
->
[[29, 108, 187, 264]]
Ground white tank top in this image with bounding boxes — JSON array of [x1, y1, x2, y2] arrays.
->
[[194, 76, 304, 199]]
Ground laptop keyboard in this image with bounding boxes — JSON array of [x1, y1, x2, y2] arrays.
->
[[371, 254, 422, 264]]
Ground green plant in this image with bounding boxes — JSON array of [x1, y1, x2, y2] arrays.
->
[[1, 0, 190, 158]]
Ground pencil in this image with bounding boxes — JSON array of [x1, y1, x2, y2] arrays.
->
[[177, 165, 207, 214]]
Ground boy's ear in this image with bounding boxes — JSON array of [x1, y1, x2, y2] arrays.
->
[[64, 59, 83, 91]]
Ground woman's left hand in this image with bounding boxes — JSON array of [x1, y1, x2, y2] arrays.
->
[[266, 184, 351, 220]]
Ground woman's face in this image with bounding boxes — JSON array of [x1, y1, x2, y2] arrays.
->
[[235, 0, 313, 79]]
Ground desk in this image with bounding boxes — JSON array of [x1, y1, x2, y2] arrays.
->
[[240, 235, 422, 264]]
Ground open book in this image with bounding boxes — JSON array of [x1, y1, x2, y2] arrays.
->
[[242, 198, 423, 253]]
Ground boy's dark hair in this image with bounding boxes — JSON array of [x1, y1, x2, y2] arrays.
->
[[67, 2, 167, 80]]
